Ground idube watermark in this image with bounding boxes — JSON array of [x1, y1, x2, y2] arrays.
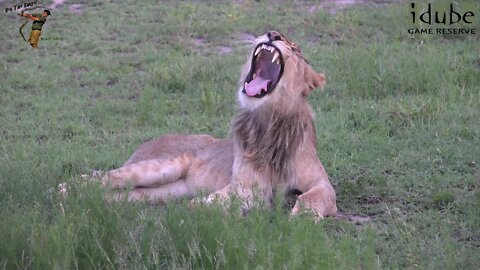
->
[[408, 2, 477, 35]]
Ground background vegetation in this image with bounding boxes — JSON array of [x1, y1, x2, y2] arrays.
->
[[1, 0, 479, 269]]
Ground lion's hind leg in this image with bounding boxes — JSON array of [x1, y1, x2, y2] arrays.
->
[[110, 180, 191, 203], [103, 153, 194, 189]]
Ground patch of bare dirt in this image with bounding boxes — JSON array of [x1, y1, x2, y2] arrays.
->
[[192, 37, 233, 55], [70, 66, 88, 75], [49, 0, 65, 9], [307, 0, 366, 14], [335, 212, 371, 224], [69, 4, 83, 15], [309, 0, 401, 14], [49, 0, 83, 15]]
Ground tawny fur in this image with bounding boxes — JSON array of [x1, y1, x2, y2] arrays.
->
[[100, 31, 337, 220], [232, 104, 315, 186], [103, 135, 233, 202]]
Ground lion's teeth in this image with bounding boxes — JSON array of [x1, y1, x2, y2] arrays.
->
[[244, 82, 248, 87], [272, 51, 280, 63], [253, 73, 256, 79], [254, 47, 261, 56]]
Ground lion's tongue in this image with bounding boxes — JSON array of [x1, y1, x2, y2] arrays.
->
[[245, 77, 270, 97]]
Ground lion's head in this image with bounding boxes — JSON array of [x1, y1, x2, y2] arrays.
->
[[238, 31, 326, 110]]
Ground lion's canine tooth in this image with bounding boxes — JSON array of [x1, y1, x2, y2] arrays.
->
[[254, 47, 261, 56], [253, 73, 256, 79], [272, 51, 280, 63]]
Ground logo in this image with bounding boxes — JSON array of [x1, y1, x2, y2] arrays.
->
[[4, 0, 61, 48], [408, 2, 477, 35]]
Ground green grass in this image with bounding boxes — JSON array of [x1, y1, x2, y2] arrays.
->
[[1, 0, 479, 269]]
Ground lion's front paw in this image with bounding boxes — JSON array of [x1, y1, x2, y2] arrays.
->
[[189, 195, 217, 207], [290, 205, 324, 223]]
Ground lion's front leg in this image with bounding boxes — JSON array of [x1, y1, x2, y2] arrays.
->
[[199, 183, 252, 203], [291, 181, 337, 221], [195, 182, 260, 214]]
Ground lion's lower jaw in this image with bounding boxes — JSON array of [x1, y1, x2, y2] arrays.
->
[[237, 89, 267, 110]]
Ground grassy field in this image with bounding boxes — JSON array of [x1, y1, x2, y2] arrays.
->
[[1, 0, 479, 269]]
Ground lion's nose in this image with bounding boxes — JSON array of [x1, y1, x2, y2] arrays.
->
[[267, 31, 282, 42]]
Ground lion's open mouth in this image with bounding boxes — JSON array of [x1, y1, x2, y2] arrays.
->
[[242, 43, 284, 98]]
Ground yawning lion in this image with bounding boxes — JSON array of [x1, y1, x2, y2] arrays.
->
[[101, 31, 337, 220]]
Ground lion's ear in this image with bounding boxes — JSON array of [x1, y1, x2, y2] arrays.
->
[[303, 65, 326, 96]]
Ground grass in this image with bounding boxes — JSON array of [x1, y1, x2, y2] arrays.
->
[[1, 0, 479, 269]]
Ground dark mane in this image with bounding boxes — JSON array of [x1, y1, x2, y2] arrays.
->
[[232, 105, 315, 184]]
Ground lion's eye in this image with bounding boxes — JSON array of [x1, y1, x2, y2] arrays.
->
[[274, 36, 282, 41]]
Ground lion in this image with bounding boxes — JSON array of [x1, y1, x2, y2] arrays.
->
[[100, 31, 337, 219]]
